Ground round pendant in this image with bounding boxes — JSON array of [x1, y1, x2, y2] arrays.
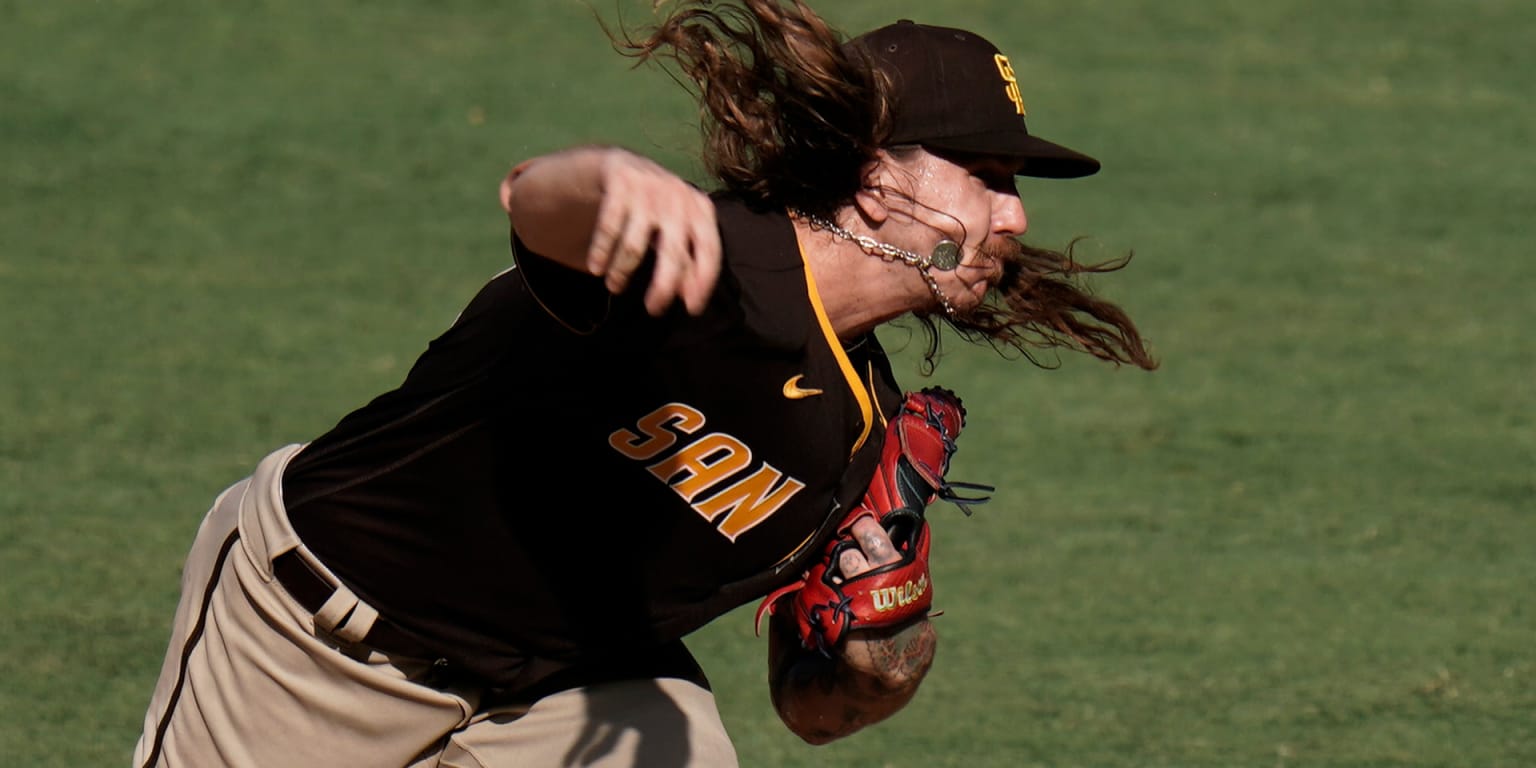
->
[[930, 240, 961, 271]]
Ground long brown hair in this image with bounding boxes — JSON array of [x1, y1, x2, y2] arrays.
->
[[921, 239, 1158, 371], [613, 0, 890, 216], [617, 2, 1155, 372]]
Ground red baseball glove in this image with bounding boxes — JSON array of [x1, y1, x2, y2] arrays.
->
[[756, 387, 991, 655]]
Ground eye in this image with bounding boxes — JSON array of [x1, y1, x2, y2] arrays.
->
[[976, 169, 1016, 193], [963, 160, 1016, 192]]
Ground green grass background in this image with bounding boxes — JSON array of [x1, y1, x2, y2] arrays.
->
[[3, 1, 1532, 765]]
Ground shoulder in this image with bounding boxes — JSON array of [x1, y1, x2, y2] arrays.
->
[[711, 196, 813, 348], [713, 196, 800, 272]]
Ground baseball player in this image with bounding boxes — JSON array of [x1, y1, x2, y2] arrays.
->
[[135, 2, 1155, 765]]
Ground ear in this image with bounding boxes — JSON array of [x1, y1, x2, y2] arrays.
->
[[852, 150, 896, 225]]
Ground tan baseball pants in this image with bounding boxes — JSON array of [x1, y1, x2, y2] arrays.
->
[[134, 445, 739, 767]]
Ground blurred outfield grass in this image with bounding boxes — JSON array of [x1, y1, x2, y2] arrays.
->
[[2, 1, 1532, 766]]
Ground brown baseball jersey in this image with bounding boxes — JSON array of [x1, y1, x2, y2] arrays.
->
[[281, 197, 902, 686]]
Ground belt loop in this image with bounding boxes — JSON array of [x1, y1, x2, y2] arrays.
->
[[334, 600, 380, 644], [313, 586, 359, 635]]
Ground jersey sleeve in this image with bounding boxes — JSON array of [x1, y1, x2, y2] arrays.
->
[[510, 230, 612, 335]]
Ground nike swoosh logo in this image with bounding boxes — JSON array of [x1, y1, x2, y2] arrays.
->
[[782, 374, 824, 400]]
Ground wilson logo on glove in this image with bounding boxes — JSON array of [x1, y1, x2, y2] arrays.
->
[[871, 575, 928, 612]]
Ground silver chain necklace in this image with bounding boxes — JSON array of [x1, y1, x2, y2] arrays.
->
[[790, 210, 958, 319]]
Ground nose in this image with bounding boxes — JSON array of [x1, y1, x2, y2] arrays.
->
[[993, 190, 1027, 237]]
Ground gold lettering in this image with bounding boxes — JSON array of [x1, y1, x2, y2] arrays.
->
[[647, 433, 752, 501], [873, 588, 895, 612], [993, 54, 1026, 116], [694, 464, 807, 541], [872, 577, 928, 612], [608, 403, 705, 461], [612, 402, 810, 543]]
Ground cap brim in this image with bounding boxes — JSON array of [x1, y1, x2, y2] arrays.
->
[[921, 131, 1101, 179]]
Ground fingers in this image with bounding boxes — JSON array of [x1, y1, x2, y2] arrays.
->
[[837, 517, 902, 581], [644, 222, 685, 316], [837, 548, 869, 581], [608, 204, 656, 296], [680, 201, 722, 314], [583, 150, 721, 316], [585, 179, 645, 292], [852, 517, 901, 567]]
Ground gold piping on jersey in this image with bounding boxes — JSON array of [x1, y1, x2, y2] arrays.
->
[[770, 530, 817, 574], [797, 233, 874, 458], [869, 361, 889, 431]]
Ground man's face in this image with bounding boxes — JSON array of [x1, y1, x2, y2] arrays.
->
[[876, 147, 1025, 313]]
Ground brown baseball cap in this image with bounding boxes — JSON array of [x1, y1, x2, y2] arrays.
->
[[848, 20, 1100, 179]]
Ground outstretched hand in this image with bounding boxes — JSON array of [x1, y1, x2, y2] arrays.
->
[[585, 151, 721, 316], [501, 147, 721, 316]]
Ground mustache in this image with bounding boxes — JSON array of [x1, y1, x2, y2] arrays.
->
[[978, 236, 1024, 264], [969, 238, 1030, 309]]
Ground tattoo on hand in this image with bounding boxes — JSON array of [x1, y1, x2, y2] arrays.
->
[[869, 621, 936, 687], [770, 615, 936, 743]]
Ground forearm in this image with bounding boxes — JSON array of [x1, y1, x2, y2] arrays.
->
[[768, 611, 937, 745], [501, 146, 613, 272]]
